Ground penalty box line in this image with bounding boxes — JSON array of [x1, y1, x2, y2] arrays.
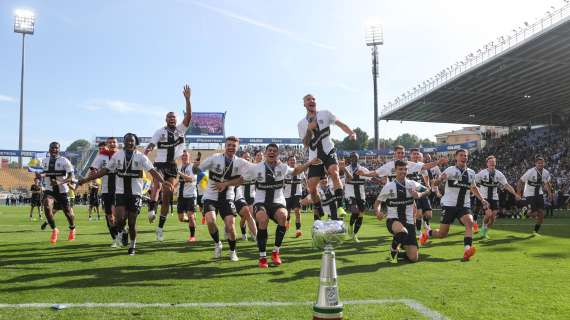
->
[[0, 299, 449, 320]]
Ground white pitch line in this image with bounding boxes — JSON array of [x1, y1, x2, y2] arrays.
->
[[0, 299, 449, 320]]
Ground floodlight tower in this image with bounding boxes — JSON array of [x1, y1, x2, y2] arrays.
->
[[14, 9, 35, 168], [366, 22, 383, 150]]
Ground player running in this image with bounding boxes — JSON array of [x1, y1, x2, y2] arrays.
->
[[517, 156, 554, 236], [474, 156, 521, 239], [81, 133, 171, 255], [37, 142, 77, 244], [419, 149, 487, 261]]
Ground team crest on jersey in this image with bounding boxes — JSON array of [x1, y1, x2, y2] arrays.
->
[[389, 189, 395, 198], [161, 133, 166, 140], [134, 161, 139, 167], [276, 170, 282, 176], [257, 172, 263, 181], [215, 164, 222, 172]]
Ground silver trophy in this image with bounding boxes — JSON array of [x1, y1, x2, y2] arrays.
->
[[312, 220, 347, 320]]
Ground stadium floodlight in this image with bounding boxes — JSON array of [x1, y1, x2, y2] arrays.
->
[[14, 10, 35, 34], [14, 9, 35, 168], [365, 20, 383, 150]]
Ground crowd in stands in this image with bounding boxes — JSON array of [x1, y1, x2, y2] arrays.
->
[[470, 125, 570, 211]]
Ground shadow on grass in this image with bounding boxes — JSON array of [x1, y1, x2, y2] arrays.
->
[[0, 260, 264, 293]]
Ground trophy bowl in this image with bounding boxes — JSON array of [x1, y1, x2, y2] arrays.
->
[[312, 220, 347, 250]]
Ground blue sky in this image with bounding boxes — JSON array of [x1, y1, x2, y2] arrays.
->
[[0, 0, 561, 150]]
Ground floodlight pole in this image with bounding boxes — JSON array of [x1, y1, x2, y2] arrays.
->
[[371, 45, 379, 151], [17, 33, 26, 168], [366, 24, 383, 151]]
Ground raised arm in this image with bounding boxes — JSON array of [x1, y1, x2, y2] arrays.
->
[[334, 119, 356, 140], [79, 168, 109, 185], [182, 84, 192, 127]]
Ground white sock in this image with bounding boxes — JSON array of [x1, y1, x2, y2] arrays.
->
[[273, 246, 280, 253], [130, 240, 136, 249], [259, 252, 266, 258], [464, 245, 470, 251]]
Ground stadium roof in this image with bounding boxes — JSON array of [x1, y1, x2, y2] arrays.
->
[[379, 4, 570, 126]]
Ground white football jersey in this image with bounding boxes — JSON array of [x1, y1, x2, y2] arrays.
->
[[242, 162, 294, 206], [178, 163, 197, 198], [199, 154, 250, 202], [151, 123, 189, 163], [41, 156, 74, 194], [377, 179, 423, 223], [375, 160, 424, 182], [91, 153, 115, 194], [297, 110, 337, 161], [106, 150, 154, 195], [475, 169, 508, 201], [284, 171, 305, 198], [344, 164, 369, 200], [520, 167, 551, 197], [441, 166, 477, 208]]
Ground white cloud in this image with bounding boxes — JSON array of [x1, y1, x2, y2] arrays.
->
[[0, 95, 16, 102], [184, 0, 336, 51], [83, 100, 169, 117]]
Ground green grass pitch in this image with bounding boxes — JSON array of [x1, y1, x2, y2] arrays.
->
[[0, 205, 569, 319]]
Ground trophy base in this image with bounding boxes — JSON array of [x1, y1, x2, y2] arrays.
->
[[313, 305, 343, 320]]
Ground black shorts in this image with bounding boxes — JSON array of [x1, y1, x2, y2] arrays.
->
[[286, 196, 301, 211], [197, 195, 203, 207], [115, 194, 143, 214], [31, 195, 42, 207], [253, 203, 287, 223], [203, 199, 237, 219], [42, 190, 70, 211], [415, 197, 432, 212], [348, 197, 366, 212], [89, 196, 100, 207], [527, 195, 545, 211], [234, 198, 248, 214], [307, 149, 338, 178], [386, 219, 418, 247], [245, 195, 255, 206], [101, 193, 114, 214], [440, 206, 471, 225], [177, 196, 196, 213], [154, 162, 179, 179]]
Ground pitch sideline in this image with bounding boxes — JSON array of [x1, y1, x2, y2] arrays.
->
[[0, 299, 448, 320]]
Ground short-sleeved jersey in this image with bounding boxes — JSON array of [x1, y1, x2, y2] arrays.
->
[[284, 171, 305, 198], [41, 156, 74, 194], [375, 160, 424, 182], [199, 154, 250, 202], [297, 110, 337, 161], [178, 163, 197, 198], [151, 123, 189, 163], [441, 166, 477, 208], [475, 169, 508, 201], [91, 153, 116, 194], [242, 162, 294, 206], [520, 167, 551, 197], [377, 179, 423, 223], [106, 150, 154, 195], [345, 164, 369, 200]]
